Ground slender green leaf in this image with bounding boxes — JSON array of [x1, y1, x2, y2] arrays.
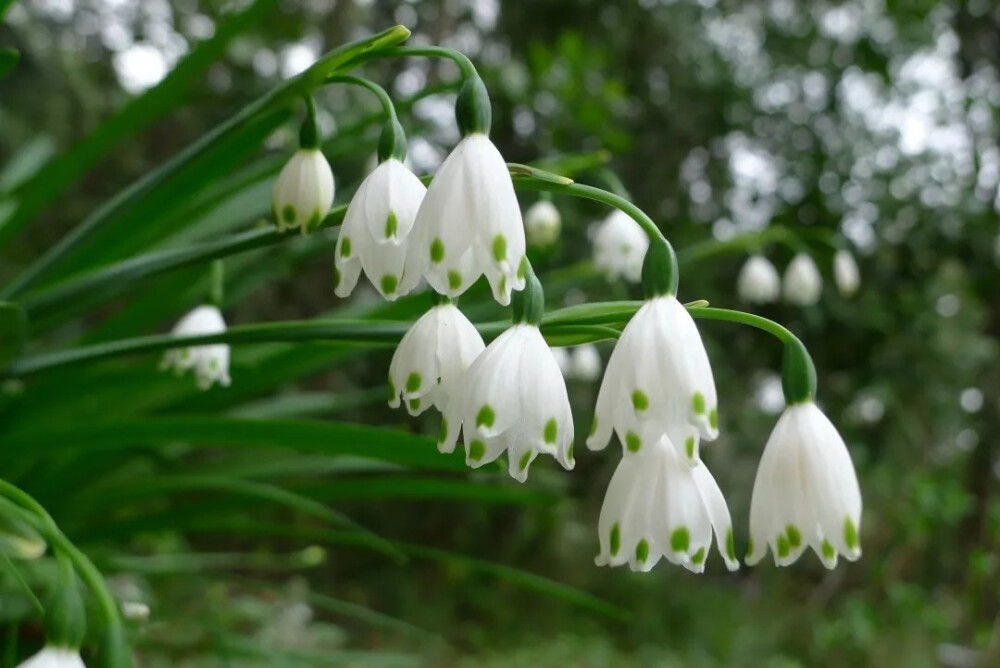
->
[[0, 0, 281, 250], [1, 417, 466, 471], [0, 24, 411, 298]]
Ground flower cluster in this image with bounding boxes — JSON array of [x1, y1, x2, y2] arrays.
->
[[163, 70, 863, 576]]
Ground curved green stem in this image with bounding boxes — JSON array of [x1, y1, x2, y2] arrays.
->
[[0, 315, 621, 378], [0, 480, 130, 666], [350, 45, 478, 80], [687, 306, 817, 403], [0, 25, 410, 301], [325, 75, 398, 122]]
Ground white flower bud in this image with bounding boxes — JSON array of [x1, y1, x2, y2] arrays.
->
[[523, 200, 562, 247], [782, 253, 822, 306]]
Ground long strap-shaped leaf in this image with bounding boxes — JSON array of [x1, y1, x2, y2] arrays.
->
[[0, 24, 411, 299], [1, 417, 465, 470], [0, 0, 281, 248]]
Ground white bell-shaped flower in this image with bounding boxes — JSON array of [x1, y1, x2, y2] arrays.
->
[[459, 324, 574, 481], [523, 200, 561, 247], [737, 254, 781, 304], [783, 253, 822, 306], [588, 295, 718, 461], [272, 149, 335, 232], [401, 134, 526, 305], [16, 647, 85, 668], [334, 158, 427, 300], [833, 249, 860, 297], [746, 401, 862, 569], [161, 305, 231, 390], [388, 303, 485, 450], [568, 344, 602, 381], [595, 435, 739, 573], [592, 210, 649, 283]]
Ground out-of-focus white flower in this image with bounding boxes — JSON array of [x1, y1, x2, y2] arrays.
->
[[592, 210, 649, 283], [523, 200, 561, 247], [833, 249, 860, 297], [746, 401, 862, 569], [161, 305, 231, 390], [388, 304, 485, 450], [595, 435, 739, 573], [16, 647, 85, 668], [122, 601, 150, 621], [588, 295, 718, 461], [459, 324, 575, 481], [272, 149, 335, 232], [334, 158, 427, 300], [402, 134, 526, 305], [782, 253, 822, 306], [568, 344, 602, 381], [737, 255, 781, 304]]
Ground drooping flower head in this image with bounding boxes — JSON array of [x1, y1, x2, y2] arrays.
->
[[567, 344, 603, 382], [402, 77, 526, 305], [272, 98, 334, 233], [833, 249, 860, 297], [456, 261, 574, 481], [592, 210, 649, 283], [783, 253, 822, 306], [595, 435, 739, 573], [737, 254, 781, 304], [524, 199, 562, 247], [588, 293, 718, 462], [747, 401, 862, 569], [161, 305, 231, 390], [388, 302, 485, 450], [334, 154, 426, 300]]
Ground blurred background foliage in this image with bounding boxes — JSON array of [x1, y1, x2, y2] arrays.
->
[[1, 0, 999, 666]]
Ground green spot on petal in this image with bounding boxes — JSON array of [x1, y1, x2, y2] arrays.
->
[[822, 539, 836, 560], [447, 270, 462, 290], [543, 418, 558, 444], [492, 234, 507, 263], [726, 528, 735, 561], [631, 389, 649, 412], [685, 436, 695, 459], [625, 431, 641, 453], [777, 535, 791, 558], [408, 398, 420, 411], [844, 517, 860, 551], [340, 237, 352, 257], [692, 391, 706, 415], [282, 205, 296, 223], [517, 255, 528, 280], [381, 275, 398, 295], [385, 210, 398, 238], [333, 266, 341, 289], [438, 416, 449, 444], [709, 407, 718, 430], [518, 451, 532, 471], [430, 238, 445, 263], [405, 372, 422, 393], [589, 415, 598, 437], [746, 538, 755, 559], [610, 523, 621, 556], [476, 404, 495, 428], [786, 524, 802, 548], [566, 442, 574, 463], [671, 527, 690, 552], [498, 274, 507, 296], [635, 539, 649, 563], [469, 439, 486, 461], [691, 547, 706, 565]]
